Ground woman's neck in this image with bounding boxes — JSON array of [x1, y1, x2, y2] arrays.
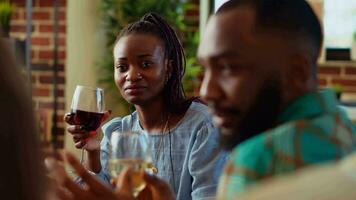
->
[[134, 98, 189, 133], [135, 98, 169, 133]]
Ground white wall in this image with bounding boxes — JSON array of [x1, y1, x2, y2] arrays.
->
[[65, 0, 106, 157]]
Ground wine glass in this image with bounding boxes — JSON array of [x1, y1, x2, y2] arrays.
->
[[70, 85, 105, 163], [109, 131, 152, 197]]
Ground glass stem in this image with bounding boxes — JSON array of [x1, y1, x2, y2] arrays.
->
[[80, 148, 85, 164]]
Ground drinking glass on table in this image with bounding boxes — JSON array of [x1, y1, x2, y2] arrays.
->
[[109, 131, 153, 197], [69, 85, 105, 163]]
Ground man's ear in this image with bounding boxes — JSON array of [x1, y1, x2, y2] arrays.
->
[[288, 53, 311, 92]]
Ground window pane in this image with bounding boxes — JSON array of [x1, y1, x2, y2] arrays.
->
[[324, 0, 356, 48], [214, 0, 229, 12]]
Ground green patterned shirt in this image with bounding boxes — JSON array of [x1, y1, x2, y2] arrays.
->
[[217, 89, 356, 199]]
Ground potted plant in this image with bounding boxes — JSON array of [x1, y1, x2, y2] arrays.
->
[[0, 0, 14, 37], [330, 84, 344, 100]]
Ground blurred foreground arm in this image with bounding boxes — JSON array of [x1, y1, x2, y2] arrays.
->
[[45, 151, 175, 200]]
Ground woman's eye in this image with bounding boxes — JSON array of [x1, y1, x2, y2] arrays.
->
[[222, 63, 232, 74], [115, 64, 128, 72], [142, 61, 152, 68]]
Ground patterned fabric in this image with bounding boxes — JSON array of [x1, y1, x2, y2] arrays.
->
[[234, 152, 356, 200], [217, 89, 356, 200], [97, 102, 228, 200]]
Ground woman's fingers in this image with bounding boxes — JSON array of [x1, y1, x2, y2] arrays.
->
[[64, 113, 75, 125], [143, 173, 175, 200], [74, 141, 86, 149], [67, 125, 88, 135], [115, 167, 134, 198]]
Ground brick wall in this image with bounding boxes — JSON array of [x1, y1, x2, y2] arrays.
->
[[318, 63, 356, 96], [10, 0, 66, 148]]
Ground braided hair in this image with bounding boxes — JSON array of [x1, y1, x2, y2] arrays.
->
[[115, 12, 193, 114]]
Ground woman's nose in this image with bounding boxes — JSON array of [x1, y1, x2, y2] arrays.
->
[[126, 67, 143, 82]]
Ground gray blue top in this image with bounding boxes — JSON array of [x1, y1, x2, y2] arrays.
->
[[97, 102, 228, 200]]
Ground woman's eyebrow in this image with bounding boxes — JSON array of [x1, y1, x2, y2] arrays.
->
[[138, 54, 153, 58]]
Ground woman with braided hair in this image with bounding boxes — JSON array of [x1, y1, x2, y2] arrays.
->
[[64, 12, 227, 200]]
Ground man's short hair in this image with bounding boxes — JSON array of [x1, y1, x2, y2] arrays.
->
[[217, 0, 323, 63]]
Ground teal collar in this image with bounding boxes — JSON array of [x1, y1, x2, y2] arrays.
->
[[277, 89, 338, 124]]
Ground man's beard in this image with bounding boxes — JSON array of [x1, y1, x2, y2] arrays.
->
[[219, 78, 283, 151]]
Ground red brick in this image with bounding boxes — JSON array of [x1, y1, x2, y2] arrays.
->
[[11, 12, 21, 20], [318, 78, 327, 86], [38, 50, 52, 59], [345, 67, 356, 75], [10, 24, 35, 33], [38, 0, 66, 7], [31, 75, 37, 83], [59, 51, 66, 59], [56, 128, 65, 136], [39, 24, 66, 33], [10, 25, 26, 32], [33, 88, 50, 97], [39, 102, 65, 110], [58, 37, 65, 46], [11, 0, 26, 6], [31, 63, 65, 71], [317, 66, 341, 75], [39, 75, 65, 84], [57, 114, 64, 122], [32, 37, 50, 46], [59, 11, 66, 21], [38, 50, 65, 59], [32, 11, 50, 20], [331, 79, 356, 87], [31, 50, 37, 60], [56, 89, 64, 97]]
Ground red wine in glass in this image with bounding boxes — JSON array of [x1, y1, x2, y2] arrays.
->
[[70, 85, 105, 163], [71, 109, 104, 132]]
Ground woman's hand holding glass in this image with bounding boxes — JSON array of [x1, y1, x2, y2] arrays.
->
[[64, 85, 110, 171], [109, 131, 153, 197]]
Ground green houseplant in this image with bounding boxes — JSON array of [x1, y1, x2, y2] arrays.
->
[[330, 84, 344, 100], [98, 0, 201, 113], [0, 0, 14, 37]]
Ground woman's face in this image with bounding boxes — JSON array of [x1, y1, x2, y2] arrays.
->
[[113, 34, 169, 106]]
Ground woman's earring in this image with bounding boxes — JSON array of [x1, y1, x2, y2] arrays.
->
[[165, 75, 170, 85]]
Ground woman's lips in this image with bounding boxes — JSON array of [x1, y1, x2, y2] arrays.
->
[[124, 85, 146, 95]]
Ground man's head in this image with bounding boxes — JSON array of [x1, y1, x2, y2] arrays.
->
[[198, 0, 323, 150]]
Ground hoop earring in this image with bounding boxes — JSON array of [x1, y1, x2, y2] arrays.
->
[[165, 75, 170, 85]]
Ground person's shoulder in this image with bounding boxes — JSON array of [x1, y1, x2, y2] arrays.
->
[[102, 114, 134, 134], [185, 101, 212, 122], [102, 117, 122, 134], [230, 133, 273, 174]]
